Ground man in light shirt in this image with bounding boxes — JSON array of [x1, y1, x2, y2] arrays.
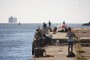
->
[[61, 21, 67, 31], [57, 21, 68, 32]]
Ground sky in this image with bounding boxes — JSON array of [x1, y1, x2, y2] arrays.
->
[[0, 0, 90, 23]]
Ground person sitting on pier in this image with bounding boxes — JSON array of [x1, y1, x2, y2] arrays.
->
[[66, 27, 78, 55], [43, 22, 47, 28], [53, 27, 57, 34], [57, 21, 68, 32]]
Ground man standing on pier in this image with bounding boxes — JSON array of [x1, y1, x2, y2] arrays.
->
[[66, 27, 77, 55], [48, 21, 51, 27], [48, 21, 52, 32]]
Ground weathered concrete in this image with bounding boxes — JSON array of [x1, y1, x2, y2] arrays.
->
[[81, 47, 90, 60], [47, 32, 67, 39], [32, 28, 90, 60], [32, 45, 76, 60], [47, 28, 90, 43]]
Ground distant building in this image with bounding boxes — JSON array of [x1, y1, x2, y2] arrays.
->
[[8, 16, 17, 23]]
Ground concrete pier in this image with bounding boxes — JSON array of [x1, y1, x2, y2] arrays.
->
[[32, 28, 90, 60], [32, 45, 76, 60]]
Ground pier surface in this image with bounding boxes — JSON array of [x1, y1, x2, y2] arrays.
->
[[32, 45, 76, 60], [32, 28, 90, 60]]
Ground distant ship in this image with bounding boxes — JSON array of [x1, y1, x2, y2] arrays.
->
[[8, 16, 17, 24], [82, 21, 90, 26]]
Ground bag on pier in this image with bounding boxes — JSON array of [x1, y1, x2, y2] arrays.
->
[[67, 51, 75, 57], [34, 48, 46, 57]]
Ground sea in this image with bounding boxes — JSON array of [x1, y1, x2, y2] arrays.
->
[[0, 23, 90, 60]]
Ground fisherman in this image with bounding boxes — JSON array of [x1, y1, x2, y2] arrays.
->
[[48, 21, 51, 27], [48, 21, 52, 32]]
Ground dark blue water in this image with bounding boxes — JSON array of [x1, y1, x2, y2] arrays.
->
[[0, 24, 37, 60], [0, 23, 90, 60]]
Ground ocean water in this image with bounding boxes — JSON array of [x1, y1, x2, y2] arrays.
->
[[0, 23, 90, 60], [0, 24, 37, 60]]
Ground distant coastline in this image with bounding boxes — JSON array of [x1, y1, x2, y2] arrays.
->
[[82, 22, 90, 26]]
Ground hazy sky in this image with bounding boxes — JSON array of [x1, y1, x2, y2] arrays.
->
[[0, 0, 90, 23]]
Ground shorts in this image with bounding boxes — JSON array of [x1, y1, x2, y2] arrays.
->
[[68, 42, 73, 45]]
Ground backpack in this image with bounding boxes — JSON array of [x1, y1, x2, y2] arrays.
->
[[67, 51, 75, 57]]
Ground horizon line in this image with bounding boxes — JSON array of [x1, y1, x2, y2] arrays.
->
[[0, 22, 84, 24]]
